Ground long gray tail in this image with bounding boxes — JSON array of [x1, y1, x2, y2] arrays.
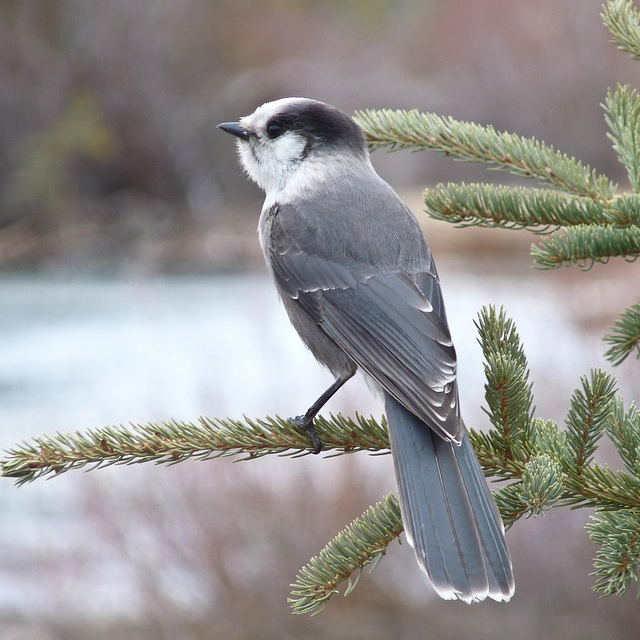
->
[[385, 394, 514, 602]]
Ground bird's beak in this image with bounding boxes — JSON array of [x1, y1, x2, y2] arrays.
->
[[217, 122, 256, 140]]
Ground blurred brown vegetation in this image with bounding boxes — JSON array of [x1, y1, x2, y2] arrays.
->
[[2, 0, 640, 272], [7, 452, 639, 640]]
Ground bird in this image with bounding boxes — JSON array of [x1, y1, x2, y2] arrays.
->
[[218, 97, 514, 602]]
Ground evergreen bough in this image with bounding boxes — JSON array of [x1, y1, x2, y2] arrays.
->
[[3, 0, 640, 613]]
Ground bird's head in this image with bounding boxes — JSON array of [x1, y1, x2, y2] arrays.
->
[[218, 97, 368, 197]]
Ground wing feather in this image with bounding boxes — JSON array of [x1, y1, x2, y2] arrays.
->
[[319, 277, 461, 440], [265, 201, 462, 442]]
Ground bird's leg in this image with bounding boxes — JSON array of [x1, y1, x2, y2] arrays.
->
[[290, 372, 355, 454]]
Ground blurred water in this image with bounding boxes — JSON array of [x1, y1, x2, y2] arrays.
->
[[0, 273, 335, 438], [0, 268, 608, 443], [0, 267, 625, 624]]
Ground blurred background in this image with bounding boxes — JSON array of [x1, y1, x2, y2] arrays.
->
[[1, 0, 640, 638]]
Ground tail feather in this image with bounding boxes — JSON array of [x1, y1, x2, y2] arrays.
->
[[385, 394, 514, 602]]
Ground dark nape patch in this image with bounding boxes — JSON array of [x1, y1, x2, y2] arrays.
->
[[272, 101, 366, 155]]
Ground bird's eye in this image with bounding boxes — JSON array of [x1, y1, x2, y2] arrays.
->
[[266, 122, 285, 139]]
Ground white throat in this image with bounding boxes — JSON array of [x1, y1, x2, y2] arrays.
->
[[236, 132, 308, 196]]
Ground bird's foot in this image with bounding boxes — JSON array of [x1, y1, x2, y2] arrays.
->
[[289, 414, 323, 454]]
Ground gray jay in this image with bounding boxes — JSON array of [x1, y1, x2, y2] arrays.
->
[[218, 97, 514, 602]]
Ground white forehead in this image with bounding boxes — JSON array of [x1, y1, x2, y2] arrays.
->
[[240, 97, 316, 131]]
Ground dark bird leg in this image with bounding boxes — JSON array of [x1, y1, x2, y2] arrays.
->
[[290, 372, 355, 453]]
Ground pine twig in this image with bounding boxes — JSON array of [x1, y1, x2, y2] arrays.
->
[[531, 224, 640, 269], [604, 301, 640, 365], [588, 509, 640, 597], [475, 306, 534, 460], [606, 194, 640, 226], [606, 398, 640, 478], [289, 493, 403, 615], [604, 85, 640, 192], [603, 0, 640, 62], [0, 413, 390, 486], [564, 370, 618, 474], [354, 108, 616, 200], [424, 183, 606, 232]]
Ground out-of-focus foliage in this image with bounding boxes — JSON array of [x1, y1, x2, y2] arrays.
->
[[8, 92, 116, 220], [1, 0, 640, 270]]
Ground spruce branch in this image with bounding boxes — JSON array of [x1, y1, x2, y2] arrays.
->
[[424, 183, 606, 231], [602, 0, 640, 62], [492, 484, 530, 527], [604, 85, 640, 191], [563, 463, 640, 511], [473, 308, 640, 518], [466, 426, 527, 481], [476, 304, 529, 365], [604, 301, 640, 365], [0, 413, 390, 486], [531, 224, 640, 269], [530, 418, 568, 461], [288, 493, 403, 615], [606, 398, 640, 477], [355, 108, 616, 199], [565, 370, 618, 475], [469, 429, 640, 513], [519, 454, 565, 516], [588, 509, 640, 597], [475, 305, 534, 460], [606, 193, 640, 225]]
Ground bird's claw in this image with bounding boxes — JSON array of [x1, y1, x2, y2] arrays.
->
[[289, 414, 323, 454]]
